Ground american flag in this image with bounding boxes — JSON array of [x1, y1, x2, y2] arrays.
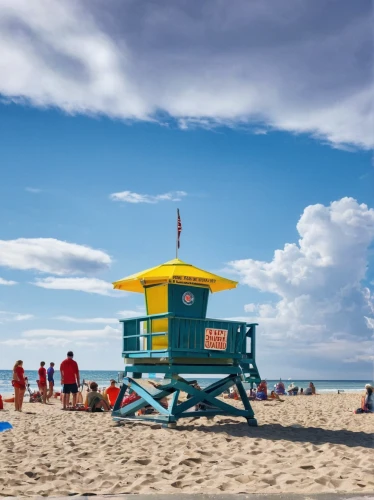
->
[[177, 209, 182, 249]]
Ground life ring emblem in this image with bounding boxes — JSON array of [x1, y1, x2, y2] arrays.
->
[[182, 291, 195, 306]]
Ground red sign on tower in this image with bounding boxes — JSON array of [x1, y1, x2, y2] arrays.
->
[[204, 328, 228, 351]]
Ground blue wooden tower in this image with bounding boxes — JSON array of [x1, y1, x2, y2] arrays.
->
[[111, 258, 261, 427]]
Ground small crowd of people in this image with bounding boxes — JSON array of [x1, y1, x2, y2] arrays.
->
[[245, 379, 373, 413], [11, 357, 374, 415], [238, 380, 316, 401], [11, 351, 122, 412]]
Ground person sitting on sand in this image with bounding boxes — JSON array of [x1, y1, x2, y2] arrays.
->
[[304, 382, 315, 395], [270, 390, 284, 402], [245, 388, 256, 400], [87, 382, 111, 412], [287, 382, 299, 396], [224, 387, 239, 400], [364, 384, 374, 413], [256, 380, 268, 400], [12, 360, 26, 412], [104, 379, 120, 407], [275, 380, 286, 395]]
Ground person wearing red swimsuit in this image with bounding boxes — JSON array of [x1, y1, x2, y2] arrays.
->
[[38, 361, 47, 404], [12, 360, 26, 411]]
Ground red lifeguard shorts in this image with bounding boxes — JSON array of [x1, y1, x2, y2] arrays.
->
[[12, 380, 26, 390]]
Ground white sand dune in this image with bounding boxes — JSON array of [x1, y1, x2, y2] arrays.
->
[[0, 393, 373, 496]]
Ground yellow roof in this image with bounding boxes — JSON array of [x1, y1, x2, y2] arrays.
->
[[113, 258, 238, 293]]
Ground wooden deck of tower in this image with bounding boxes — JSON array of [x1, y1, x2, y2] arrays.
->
[[111, 258, 261, 427]]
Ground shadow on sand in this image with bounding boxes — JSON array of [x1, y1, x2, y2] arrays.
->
[[177, 420, 374, 449]]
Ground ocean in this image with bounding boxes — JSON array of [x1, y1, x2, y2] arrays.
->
[[0, 369, 371, 396]]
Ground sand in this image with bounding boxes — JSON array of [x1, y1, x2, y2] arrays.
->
[[0, 393, 373, 497]]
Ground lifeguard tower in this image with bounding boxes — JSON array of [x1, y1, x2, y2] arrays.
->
[[111, 258, 261, 427]]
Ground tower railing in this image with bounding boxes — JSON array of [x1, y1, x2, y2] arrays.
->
[[120, 313, 258, 364]]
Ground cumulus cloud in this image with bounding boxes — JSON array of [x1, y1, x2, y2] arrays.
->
[[0, 0, 372, 149], [110, 190, 187, 204], [0, 277, 17, 285], [228, 197, 374, 364], [33, 277, 120, 297], [0, 238, 111, 275]]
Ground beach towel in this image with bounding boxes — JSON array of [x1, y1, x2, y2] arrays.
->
[[0, 422, 13, 432]]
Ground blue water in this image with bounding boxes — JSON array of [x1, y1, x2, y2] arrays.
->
[[0, 370, 371, 395]]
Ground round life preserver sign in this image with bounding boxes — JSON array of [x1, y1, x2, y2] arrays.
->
[[182, 291, 195, 306]]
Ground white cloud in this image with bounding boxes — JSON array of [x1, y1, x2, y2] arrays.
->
[[228, 197, 374, 365], [117, 309, 145, 318], [0, 337, 71, 348], [54, 310, 144, 323], [0, 277, 17, 285], [25, 187, 42, 193], [0, 1, 371, 149], [33, 277, 121, 297], [55, 315, 119, 324], [0, 311, 34, 322], [244, 303, 257, 313], [0, 324, 120, 350], [0, 238, 111, 275], [110, 190, 187, 204], [253, 129, 268, 136], [22, 325, 120, 339]]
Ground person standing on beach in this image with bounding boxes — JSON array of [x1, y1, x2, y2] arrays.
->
[[12, 360, 26, 411], [60, 351, 80, 410], [38, 361, 47, 404], [47, 362, 55, 401]]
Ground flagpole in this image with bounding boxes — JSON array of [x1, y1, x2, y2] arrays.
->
[[176, 208, 179, 259]]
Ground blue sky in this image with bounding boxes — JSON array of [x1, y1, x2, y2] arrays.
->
[[0, 0, 373, 379]]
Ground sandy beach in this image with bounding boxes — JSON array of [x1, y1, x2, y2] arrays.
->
[[0, 393, 373, 497]]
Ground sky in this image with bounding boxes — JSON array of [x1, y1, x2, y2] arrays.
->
[[0, 0, 373, 379]]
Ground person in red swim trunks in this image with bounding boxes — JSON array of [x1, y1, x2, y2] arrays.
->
[[38, 361, 47, 404], [60, 351, 80, 410], [12, 360, 26, 411]]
